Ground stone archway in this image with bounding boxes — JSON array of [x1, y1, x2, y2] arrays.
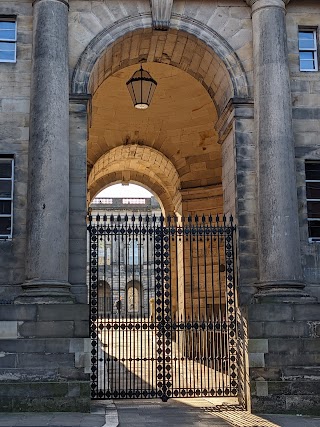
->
[[88, 144, 181, 215], [69, 17, 254, 409], [72, 25, 250, 114]]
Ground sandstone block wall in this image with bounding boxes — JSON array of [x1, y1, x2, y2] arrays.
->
[[0, 304, 90, 411]]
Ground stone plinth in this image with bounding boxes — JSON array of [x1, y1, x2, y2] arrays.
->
[[0, 304, 90, 412]]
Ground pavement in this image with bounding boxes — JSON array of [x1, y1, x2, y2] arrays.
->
[[0, 399, 320, 427]]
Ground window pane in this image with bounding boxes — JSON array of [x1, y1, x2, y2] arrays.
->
[[307, 201, 320, 218], [308, 220, 320, 239], [300, 60, 316, 70], [300, 51, 314, 60], [0, 22, 16, 30], [0, 217, 11, 236], [0, 200, 11, 214], [306, 182, 320, 199], [0, 29, 16, 41], [306, 163, 320, 180], [0, 160, 12, 178], [0, 41, 15, 51], [0, 181, 12, 198], [0, 49, 15, 61], [299, 39, 316, 49]]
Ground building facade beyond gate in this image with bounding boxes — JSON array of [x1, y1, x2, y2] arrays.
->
[[0, 0, 320, 415]]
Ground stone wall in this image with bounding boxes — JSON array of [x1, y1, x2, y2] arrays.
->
[[0, 1, 32, 301], [287, 2, 320, 301], [0, 304, 90, 411], [248, 302, 320, 415]]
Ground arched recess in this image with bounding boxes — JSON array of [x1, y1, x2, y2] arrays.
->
[[97, 280, 111, 316], [126, 280, 143, 316], [71, 21, 249, 115], [88, 145, 182, 215]]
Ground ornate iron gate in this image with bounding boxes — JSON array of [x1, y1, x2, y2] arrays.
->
[[88, 214, 238, 400]]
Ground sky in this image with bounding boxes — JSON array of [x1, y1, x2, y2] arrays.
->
[[97, 183, 153, 198]]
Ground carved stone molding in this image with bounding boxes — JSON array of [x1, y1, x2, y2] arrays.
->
[[151, 0, 173, 31]]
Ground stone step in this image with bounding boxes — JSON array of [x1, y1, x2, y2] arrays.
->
[[0, 338, 90, 353], [0, 367, 89, 382], [0, 353, 75, 369]]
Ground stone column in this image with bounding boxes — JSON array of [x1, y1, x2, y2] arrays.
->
[[246, 0, 307, 299], [16, 0, 73, 303]]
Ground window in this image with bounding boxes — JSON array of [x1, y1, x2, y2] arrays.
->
[[0, 156, 14, 239], [299, 30, 318, 72], [128, 240, 141, 265], [0, 18, 17, 63], [305, 162, 320, 241]]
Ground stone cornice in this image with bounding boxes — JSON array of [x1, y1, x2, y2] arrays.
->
[[151, 0, 173, 31], [215, 97, 254, 144]]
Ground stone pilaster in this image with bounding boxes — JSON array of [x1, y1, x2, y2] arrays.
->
[[246, 0, 309, 300], [16, 0, 73, 303]]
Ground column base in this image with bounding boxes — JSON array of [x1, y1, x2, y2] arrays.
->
[[254, 280, 317, 303], [14, 280, 75, 304]]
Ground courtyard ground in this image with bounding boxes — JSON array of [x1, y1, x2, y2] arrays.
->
[[0, 399, 320, 427]]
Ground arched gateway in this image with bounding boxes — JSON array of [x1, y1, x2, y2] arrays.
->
[[76, 20, 253, 403]]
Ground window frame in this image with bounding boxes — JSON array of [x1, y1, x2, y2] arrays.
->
[[298, 29, 318, 72], [305, 161, 320, 242], [0, 156, 14, 239], [0, 17, 17, 63]]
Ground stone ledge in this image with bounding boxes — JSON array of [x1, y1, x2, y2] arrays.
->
[[0, 396, 90, 412]]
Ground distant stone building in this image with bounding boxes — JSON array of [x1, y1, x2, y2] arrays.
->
[[0, 0, 320, 415], [89, 196, 161, 317]]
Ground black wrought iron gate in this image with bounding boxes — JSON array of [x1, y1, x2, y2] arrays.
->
[[88, 214, 238, 400]]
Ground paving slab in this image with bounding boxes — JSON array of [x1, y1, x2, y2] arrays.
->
[[263, 414, 320, 427]]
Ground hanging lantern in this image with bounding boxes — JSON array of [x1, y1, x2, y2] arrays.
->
[[126, 65, 157, 109]]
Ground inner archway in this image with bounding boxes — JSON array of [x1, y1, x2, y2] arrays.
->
[[87, 62, 224, 217]]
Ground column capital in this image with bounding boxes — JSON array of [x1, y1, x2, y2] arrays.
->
[[245, 0, 290, 7], [33, 0, 69, 8]]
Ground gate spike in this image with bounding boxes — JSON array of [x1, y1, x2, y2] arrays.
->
[[103, 214, 107, 222], [110, 214, 114, 222], [117, 214, 121, 222], [202, 214, 206, 223], [216, 214, 219, 223], [131, 214, 135, 222], [96, 214, 100, 222], [209, 214, 212, 223], [124, 214, 128, 222], [188, 214, 192, 223]]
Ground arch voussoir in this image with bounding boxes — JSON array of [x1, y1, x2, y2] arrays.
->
[[72, 18, 250, 115]]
